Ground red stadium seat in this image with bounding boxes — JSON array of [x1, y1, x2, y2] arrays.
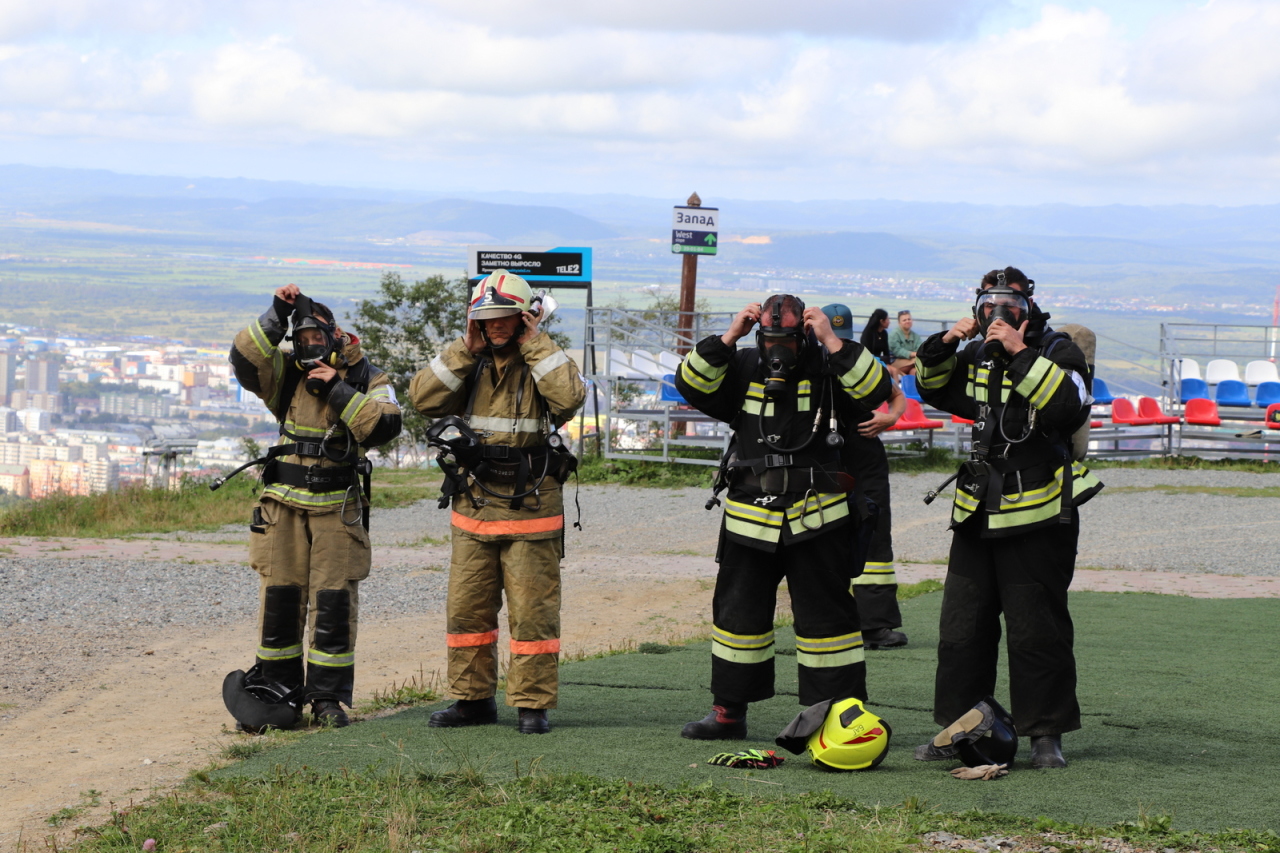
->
[[1137, 397, 1181, 425], [951, 414, 974, 425], [1110, 397, 1156, 426], [1184, 398, 1222, 426], [890, 399, 945, 431], [1267, 403, 1280, 430]]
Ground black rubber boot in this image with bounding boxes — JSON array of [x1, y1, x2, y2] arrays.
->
[[428, 697, 499, 728], [681, 705, 747, 740], [864, 627, 908, 649], [517, 708, 550, 734], [312, 699, 350, 728], [1030, 734, 1067, 768]]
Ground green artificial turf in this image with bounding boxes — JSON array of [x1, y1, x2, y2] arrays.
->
[[220, 592, 1280, 833]]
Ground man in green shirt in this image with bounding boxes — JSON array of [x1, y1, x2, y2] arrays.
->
[[888, 310, 921, 376]]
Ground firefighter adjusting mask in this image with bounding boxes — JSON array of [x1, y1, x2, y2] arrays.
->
[[974, 279, 1029, 360], [290, 294, 342, 370], [756, 297, 807, 398]]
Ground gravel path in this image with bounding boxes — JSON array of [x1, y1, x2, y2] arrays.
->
[[5, 467, 1279, 712]]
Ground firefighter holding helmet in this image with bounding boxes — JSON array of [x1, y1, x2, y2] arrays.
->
[[223, 283, 402, 731], [675, 294, 892, 740], [410, 269, 585, 734]]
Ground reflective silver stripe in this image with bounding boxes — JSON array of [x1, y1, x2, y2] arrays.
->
[[430, 354, 463, 392], [469, 416, 543, 434], [797, 647, 865, 669], [370, 385, 397, 405], [712, 641, 775, 664], [307, 649, 355, 668], [531, 349, 570, 381], [712, 626, 775, 650], [258, 644, 303, 660]]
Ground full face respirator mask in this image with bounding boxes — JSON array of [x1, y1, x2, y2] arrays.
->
[[288, 294, 345, 395], [973, 272, 1030, 361], [756, 297, 807, 398]]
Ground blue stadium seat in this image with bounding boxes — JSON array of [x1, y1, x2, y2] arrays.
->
[[1215, 379, 1252, 407], [1091, 377, 1115, 405], [900, 373, 924, 403], [1179, 378, 1210, 403], [659, 373, 687, 404], [1254, 381, 1280, 408]]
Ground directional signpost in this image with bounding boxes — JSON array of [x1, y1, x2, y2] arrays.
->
[[671, 206, 719, 255]]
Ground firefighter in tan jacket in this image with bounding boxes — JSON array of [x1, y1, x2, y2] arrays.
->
[[410, 270, 585, 734], [223, 284, 402, 732]]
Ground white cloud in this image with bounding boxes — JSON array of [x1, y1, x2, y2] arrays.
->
[[1, 0, 1279, 203]]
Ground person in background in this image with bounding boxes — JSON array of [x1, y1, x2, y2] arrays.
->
[[824, 304, 909, 650], [859, 309, 892, 365], [889, 310, 921, 376]]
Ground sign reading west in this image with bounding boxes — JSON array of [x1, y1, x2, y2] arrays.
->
[[671, 206, 720, 255], [467, 246, 593, 286]]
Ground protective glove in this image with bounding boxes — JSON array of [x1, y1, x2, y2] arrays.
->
[[707, 749, 785, 769], [949, 763, 1008, 781]]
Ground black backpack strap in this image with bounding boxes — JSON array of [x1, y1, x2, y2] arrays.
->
[[462, 357, 488, 422]]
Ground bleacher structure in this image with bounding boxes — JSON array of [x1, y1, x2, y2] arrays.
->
[[576, 310, 1280, 465]]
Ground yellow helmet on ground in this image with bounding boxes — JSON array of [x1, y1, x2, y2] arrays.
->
[[807, 697, 892, 771], [469, 270, 534, 320]]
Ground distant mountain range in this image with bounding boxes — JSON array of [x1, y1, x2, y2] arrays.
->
[[2, 164, 1279, 299]]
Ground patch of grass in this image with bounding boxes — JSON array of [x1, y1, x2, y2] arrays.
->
[[45, 789, 101, 827], [67, 768, 1280, 853], [577, 454, 715, 488], [886, 445, 962, 474], [897, 578, 946, 601], [357, 668, 441, 715], [0, 477, 257, 538], [1091, 455, 1280, 473], [1106, 485, 1280, 498]]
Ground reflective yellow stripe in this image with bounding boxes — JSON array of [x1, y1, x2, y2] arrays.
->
[[741, 398, 775, 417], [712, 626, 775, 650], [468, 415, 543, 434], [786, 493, 849, 535], [340, 390, 369, 424], [795, 631, 862, 653], [681, 350, 726, 394], [284, 421, 327, 435], [852, 562, 897, 586], [841, 349, 885, 399], [797, 647, 865, 669], [262, 485, 352, 507], [712, 642, 775, 664], [725, 516, 782, 543], [726, 499, 785, 526], [1028, 364, 1066, 409], [249, 319, 277, 360], [307, 649, 355, 668], [916, 355, 955, 389], [258, 644, 303, 660]]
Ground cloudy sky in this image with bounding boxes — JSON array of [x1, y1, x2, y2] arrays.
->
[[1, 0, 1277, 205]]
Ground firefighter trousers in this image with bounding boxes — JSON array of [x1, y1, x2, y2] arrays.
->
[[933, 512, 1081, 736], [712, 529, 867, 707], [849, 452, 903, 630], [446, 532, 563, 709], [248, 498, 370, 707]]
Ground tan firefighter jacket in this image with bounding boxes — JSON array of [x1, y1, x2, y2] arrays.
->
[[410, 333, 585, 541], [230, 304, 402, 513]]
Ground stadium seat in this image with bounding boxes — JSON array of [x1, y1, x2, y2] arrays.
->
[[607, 348, 648, 380], [1215, 379, 1252, 407], [1110, 397, 1156, 426], [1183, 398, 1221, 426], [1254, 381, 1280, 408], [1175, 358, 1202, 381], [1267, 403, 1280, 430], [1137, 396, 1181, 425], [1179, 378, 1210, 403], [899, 374, 924, 403], [658, 373, 687, 404], [951, 414, 974, 425], [1244, 360, 1280, 386], [631, 351, 667, 380], [1205, 359, 1241, 385], [889, 399, 944, 431], [1091, 377, 1115, 405]]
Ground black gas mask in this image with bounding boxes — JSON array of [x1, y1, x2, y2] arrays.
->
[[974, 274, 1030, 361], [288, 294, 345, 395], [756, 297, 807, 398]]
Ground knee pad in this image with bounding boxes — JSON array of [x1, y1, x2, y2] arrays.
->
[[262, 585, 303, 648], [314, 588, 351, 654]]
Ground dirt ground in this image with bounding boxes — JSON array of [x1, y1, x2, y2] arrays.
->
[[3, 537, 1279, 850]]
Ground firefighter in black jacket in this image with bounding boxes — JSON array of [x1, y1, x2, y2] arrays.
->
[[913, 267, 1103, 769], [675, 294, 892, 740]]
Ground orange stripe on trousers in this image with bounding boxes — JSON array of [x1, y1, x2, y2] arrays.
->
[[451, 511, 564, 535], [446, 630, 499, 648], [510, 639, 561, 655]]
